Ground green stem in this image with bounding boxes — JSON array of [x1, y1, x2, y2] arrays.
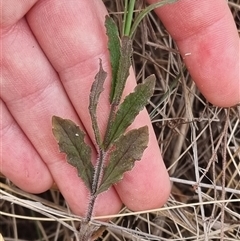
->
[[122, 0, 128, 37], [124, 0, 135, 36], [129, 0, 178, 38]]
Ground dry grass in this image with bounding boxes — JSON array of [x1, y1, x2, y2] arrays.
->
[[1, 0, 240, 240]]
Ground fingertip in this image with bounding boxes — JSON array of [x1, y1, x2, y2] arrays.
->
[[20, 177, 53, 194], [147, 0, 240, 107], [114, 112, 171, 211], [118, 156, 171, 212], [125, 181, 171, 212], [2, 165, 54, 194], [178, 24, 239, 108], [1, 101, 54, 194]]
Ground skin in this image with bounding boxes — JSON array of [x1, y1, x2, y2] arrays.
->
[[1, 0, 239, 217]]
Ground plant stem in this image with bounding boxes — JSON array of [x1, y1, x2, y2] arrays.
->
[[85, 149, 106, 222], [122, 0, 128, 37], [103, 102, 118, 150], [85, 194, 97, 223], [91, 149, 105, 195], [129, 0, 178, 38], [123, 0, 135, 36]]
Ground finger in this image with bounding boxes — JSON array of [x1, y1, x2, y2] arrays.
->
[[1, 0, 38, 28], [26, 0, 171, 211], [148, 0, 240, 107], [1, 16, 122, 216], [0, 100, 53, 193]]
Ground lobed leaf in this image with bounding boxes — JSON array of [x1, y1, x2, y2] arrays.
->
[[105, 16, 121, 103], [52, 116, 94, 190], [97, 126, 149, 194], [89, 59, 107, 146], [104, 75, 155, 149]]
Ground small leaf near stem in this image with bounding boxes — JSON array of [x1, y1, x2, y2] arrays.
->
[[89, 59, 107, 146], [97, 126, 149, 194], [104, 75, 155, 149], [105, 16, 121, 103], [52, 116, 94, 191], [112, 36, 132, 106]]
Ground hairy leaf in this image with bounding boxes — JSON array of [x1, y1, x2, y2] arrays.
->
[[104, 75, 155, 148], [105, 16, 121, 103], [89, 59, 107, 146], [52, 116, 94, 190], [112, 36, 132, 105], [97, 126, 149, 194]]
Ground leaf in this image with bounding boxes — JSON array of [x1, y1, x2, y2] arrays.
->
[[97, 126, 149, 194], [104, 75, 155, 149], [89, 59, 107, 146], [52, 116, 94, 190], [105, 16, 121, 103], [112, 36, 132, 105]]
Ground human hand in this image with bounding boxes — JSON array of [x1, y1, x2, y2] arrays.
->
[[1, 0, 170, 217], [1, 0, 239, 218]]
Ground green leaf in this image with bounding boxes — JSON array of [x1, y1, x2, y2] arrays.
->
[[112, 36, 132, 105], [52, 116, 94, 190], [97, 126, 149, 194], [104, 75, 155, 148], [89, 59, 107, 146], [105, 16, 121, 103]]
